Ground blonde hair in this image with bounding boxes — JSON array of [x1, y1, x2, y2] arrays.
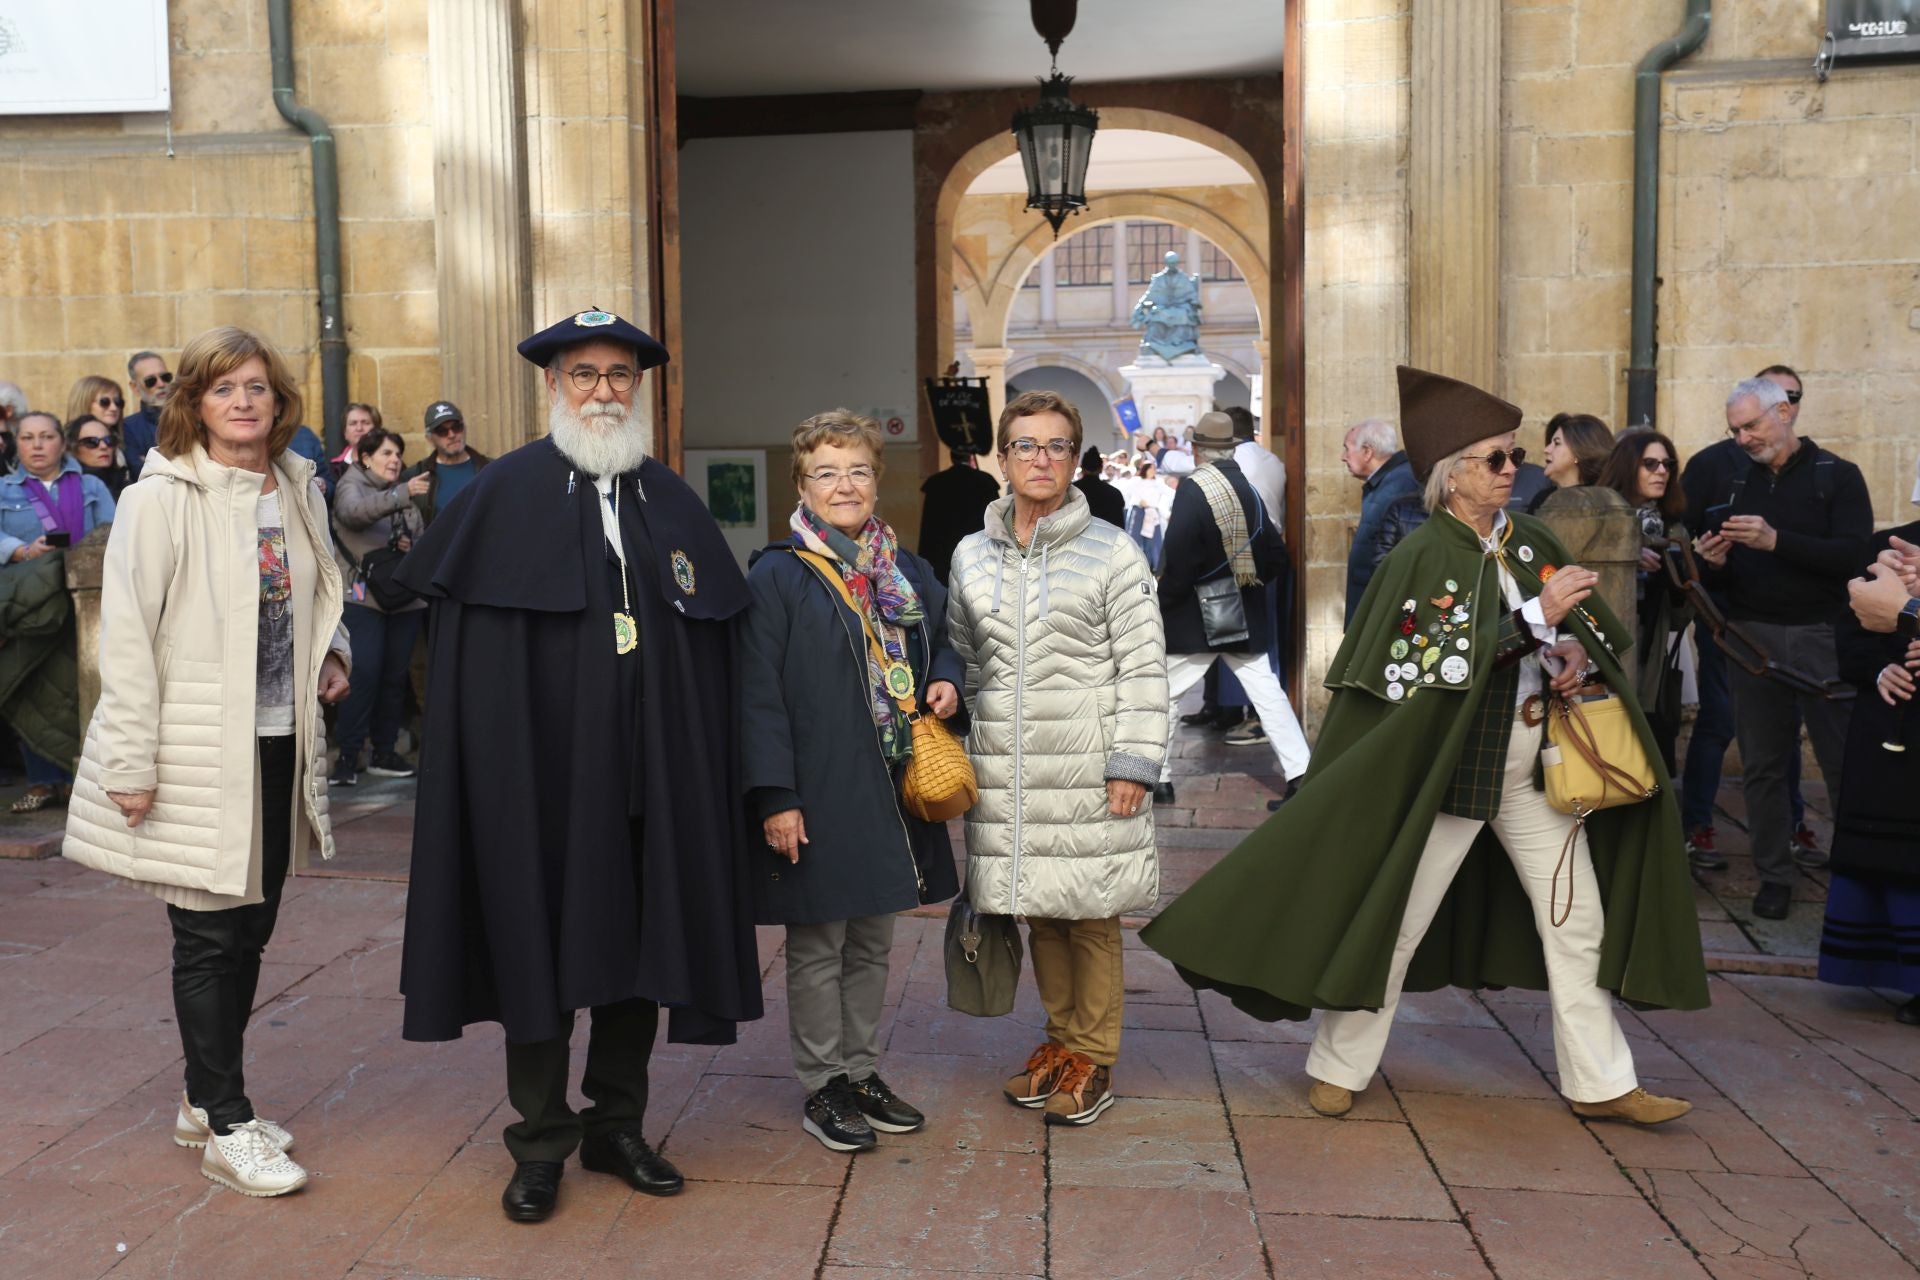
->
[[66, 375, 123, 429], [157, 326, 304, 462], [791, 409, 886, 488], [996, 389, 1083, 456]]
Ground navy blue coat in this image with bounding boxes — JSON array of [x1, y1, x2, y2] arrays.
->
[[1346, 451, 1419, 625], [740, 541, 963, 925], [1158, 459, 1289, 655]]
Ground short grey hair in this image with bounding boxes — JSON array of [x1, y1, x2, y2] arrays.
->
[[1195, 440, 1237, 465], [1422, 446, 1469, 514], [1348, 418, 1397, 457], [0, 381, 26, 421], [126, 350, 162, 378], [1727, 377, 1787, 412]]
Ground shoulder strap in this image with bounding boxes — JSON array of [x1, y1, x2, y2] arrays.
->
[[1191, 467, 1264, 578], [793, 549, 916, 714]]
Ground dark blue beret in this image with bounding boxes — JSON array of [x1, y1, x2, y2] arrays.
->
[[516, 307, 670, 371]]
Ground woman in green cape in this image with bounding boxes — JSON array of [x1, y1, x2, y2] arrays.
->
[[1142, 366, 1708, 1125]]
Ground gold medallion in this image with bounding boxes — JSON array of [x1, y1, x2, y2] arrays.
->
[[884, 661, 916, 700], [614, 610, 638, 655]]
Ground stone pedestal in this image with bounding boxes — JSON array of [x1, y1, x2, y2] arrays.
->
[[1534, 486, 1643, 689], [1119, 355, 1226, 440]]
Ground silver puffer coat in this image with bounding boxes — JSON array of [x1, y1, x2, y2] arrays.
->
[[948, 485, 1168, 920]]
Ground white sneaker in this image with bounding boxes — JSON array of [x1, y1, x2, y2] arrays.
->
[[174, 1092, 294, 1153], [201, 1120, 309, 1197]]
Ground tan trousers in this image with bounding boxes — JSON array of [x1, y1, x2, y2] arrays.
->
[[1029, 916, 1124, 1066], [1306, 717, 1638, 1103]]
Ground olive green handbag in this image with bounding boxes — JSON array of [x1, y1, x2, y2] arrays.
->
[[944, 883, 1024, 1017]]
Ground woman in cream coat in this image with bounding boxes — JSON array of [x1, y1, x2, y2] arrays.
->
[[64, 326, 351, 1199], [947, 390, 1167, 1129]]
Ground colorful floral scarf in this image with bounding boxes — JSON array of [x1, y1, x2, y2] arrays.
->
[[791, 504, 925, 763]]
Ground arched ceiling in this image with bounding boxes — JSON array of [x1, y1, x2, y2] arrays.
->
[[965, 129, 1256, 195], [678, 2, 1284, 97]]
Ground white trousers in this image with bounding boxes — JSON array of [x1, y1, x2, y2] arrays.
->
[[1163, 651, 1313, 781], [1306, 718, 1637, 1103]]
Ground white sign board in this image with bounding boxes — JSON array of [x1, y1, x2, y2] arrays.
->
[[0, 2, 170, 115]]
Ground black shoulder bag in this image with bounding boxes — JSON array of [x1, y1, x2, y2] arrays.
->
[[338, 521, 417, 611]]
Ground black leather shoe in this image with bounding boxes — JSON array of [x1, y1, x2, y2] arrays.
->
[[848, 1072, 925, 1134], [502, 1160, 562, 1222], [580, 1128, 684, 1197], [1152, 781, 1175, 805], [1752, 882, 1792, 921], [1179, 707, 1219, 727], [1897, 997, 1920, 1027], [1265, 778, 1302, 813]]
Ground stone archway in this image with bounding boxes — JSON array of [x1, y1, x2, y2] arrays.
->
[[963, 196, 1270, 353]]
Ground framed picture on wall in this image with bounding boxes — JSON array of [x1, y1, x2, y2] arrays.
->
[[685, 449, 768, 570]]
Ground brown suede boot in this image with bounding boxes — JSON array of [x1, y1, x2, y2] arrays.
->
[[1307, 1081, 1354, 1117], [1569, 1087, 1691, 1126]]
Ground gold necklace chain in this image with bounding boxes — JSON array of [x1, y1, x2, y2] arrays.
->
[[611, 482, 637, 654]]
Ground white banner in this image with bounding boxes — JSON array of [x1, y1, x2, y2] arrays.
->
[[0, 2, 170, 115]]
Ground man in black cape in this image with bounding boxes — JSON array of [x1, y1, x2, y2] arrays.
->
[[917, 444, 1001, 584], [395, 307, 763, 1223]]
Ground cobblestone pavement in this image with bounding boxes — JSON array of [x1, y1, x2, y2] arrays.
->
[[2, 719, 1914, 1278]]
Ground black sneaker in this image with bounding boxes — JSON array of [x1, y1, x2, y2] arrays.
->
[[1752, 881, 1792, 921], [847, 1072, 925, 1134], [1179, 707, 1220, 727], [329, 758, 358, 788], [1266, 778, 1301, 812], [366, 751, 416, 779], [802, 1075, 877, 1152]]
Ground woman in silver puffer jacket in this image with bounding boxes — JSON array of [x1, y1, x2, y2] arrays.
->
[[947, 390, 1167, 1130]]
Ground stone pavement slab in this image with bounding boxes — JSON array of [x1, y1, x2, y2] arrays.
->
[[4, 714, 1918, 1278]]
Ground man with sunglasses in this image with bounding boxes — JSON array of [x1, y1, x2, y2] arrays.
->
[[122, 350, 173, 480], [402, 400, 491, 526], [1694, 374, 1873, 920]]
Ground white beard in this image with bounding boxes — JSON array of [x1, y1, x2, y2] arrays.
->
[[548, 395, 648, 478]]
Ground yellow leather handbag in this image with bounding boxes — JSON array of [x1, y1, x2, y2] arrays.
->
[[1534, 690, 1659, 928], [796, 552, 979, 823]]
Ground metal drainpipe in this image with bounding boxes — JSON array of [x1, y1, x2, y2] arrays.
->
[[1625, 0, 1712, 432], [267, 0, 347, 451]]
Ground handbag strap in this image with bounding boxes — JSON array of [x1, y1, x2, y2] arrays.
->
[[1548, 695, 1653, 807], [794, 549, 919, 717]]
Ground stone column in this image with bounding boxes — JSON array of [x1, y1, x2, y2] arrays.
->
[[967, 346, 1013, 485], [1038, 250, 1057, 325], [1110, 221, 1132, 325], [429, 0, 533, 459], [1409, 0, 1500, 388], [65, 527, 109, 735]]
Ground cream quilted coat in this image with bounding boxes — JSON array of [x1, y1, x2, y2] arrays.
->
[[64, 446, 350, 903], [948, 485, 1168, 920]]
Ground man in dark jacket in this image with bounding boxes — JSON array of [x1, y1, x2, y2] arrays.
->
[[1074, 445, 1127, 528], [403, 399, 492, 525], [1153, 420, 1309, 804], [395, 309, 762, 1223], [917, 446, 1000, 584], [122, 350, 172, 479], [1342, 418, 1418, 625], [1696, 374, 1873, 920]]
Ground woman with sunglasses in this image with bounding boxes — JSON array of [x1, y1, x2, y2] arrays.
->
[[1598, 432, 1690, 771], [0, 410, 116, 812], [1146, 366, 1707, 1129], [66, 375, 126, 440], [66, 414, 131, 499]]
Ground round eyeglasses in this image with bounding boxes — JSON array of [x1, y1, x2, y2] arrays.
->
[[566, 366, 635, 393]]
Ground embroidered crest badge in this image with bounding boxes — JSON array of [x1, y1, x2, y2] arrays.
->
[[575, 309, 615, 327], [671, 549, 696, 594]]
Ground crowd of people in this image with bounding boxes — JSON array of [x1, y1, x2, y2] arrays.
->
[[2, 316, 1907, 1215]]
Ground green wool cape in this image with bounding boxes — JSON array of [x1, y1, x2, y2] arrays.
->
[[1141, 508, 1710, 1019]]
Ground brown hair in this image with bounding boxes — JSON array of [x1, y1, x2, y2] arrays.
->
[[996, 389, 1083, 456], [790, 409, 886, 488], [1546, 413, 1614, 487], [354, 426, 406, 462], [156, 326, 304, 463], [1598, 430, 1685, 522], [66, 375, 124, 429]]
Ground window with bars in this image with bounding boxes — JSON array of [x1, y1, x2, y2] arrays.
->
[[1200, 241, 1244, 282], [1053, 224, 1114, 286], [1128, 222, 1185, 283]]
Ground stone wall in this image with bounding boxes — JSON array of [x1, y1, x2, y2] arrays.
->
[[0, 0, 440, 448]]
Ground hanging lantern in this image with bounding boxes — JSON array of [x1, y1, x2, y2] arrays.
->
[[1012, 0, 1096, 238], [1013, 73, 1098, 238]]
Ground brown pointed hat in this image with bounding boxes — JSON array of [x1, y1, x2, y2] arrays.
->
[[1397, 365, 1523, 481]]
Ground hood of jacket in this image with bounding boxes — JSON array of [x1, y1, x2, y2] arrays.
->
[[139, 443, 320, 495]]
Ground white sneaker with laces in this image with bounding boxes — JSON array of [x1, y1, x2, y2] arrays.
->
[[174, 1092, 294, 1152], [201, 1120, 309, 1197]]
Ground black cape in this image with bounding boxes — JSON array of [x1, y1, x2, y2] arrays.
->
[[917, 464, 1002, 585], [394, 438, 763, 1046]]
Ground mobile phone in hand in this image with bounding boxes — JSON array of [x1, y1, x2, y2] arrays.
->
[[1701, 503, 1731, 537], [45, 532, 70, 548]]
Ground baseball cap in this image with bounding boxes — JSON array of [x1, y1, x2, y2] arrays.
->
[[424, 401, 464, 432]]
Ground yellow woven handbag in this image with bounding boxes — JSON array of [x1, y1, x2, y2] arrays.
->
[[796, 551, 979, 823]]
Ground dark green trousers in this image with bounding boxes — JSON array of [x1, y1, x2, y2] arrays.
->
[[503, 997, 658, 1162]]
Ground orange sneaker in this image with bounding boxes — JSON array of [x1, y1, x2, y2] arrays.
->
[[1042, 1052, 1114, 1127], [1003, 1042, 1068, 1109]]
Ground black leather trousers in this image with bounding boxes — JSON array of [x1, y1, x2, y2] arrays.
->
[[168, 735, 295, 1136]]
